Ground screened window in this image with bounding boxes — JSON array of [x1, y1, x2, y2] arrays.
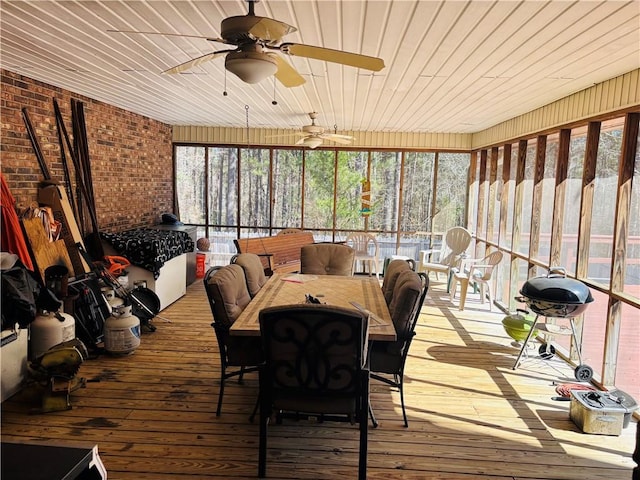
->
[[560, 127, 587, 274], [272, 148, 303, 229], [336, 151, 368, 233], [535, 134, 558, 264], [175, 146, 206, 224]]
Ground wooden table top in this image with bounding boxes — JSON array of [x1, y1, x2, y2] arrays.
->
[[230, 273, 396, 341]]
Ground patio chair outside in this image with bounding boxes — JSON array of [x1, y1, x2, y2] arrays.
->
[[417, 226, 472, 289], [346, 232, 380, 278]]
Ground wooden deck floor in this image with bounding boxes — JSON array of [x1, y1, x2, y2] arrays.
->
[[2, 278, 637, 479]]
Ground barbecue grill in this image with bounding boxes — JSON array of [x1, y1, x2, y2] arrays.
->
[[512, 268, 594, 382]]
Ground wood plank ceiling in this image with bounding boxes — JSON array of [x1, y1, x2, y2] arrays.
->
[[1, 1, 638, 133]]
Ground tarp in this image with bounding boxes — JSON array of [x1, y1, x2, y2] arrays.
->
[[1, 173, 34, 270]]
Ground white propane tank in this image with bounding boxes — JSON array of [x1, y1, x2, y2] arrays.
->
[[29, 310, 76, 360], [101, 287, 124, 314], [104, 304, 141, 355]]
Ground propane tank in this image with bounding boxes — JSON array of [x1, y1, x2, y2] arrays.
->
[[29, 310, 76, 360], [101, 287, 124, 313], [104, 304, 141, 355]]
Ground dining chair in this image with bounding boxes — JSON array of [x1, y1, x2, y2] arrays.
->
[[381, 258, 414, 306], [258, 304, 370, 480], [450, 250, 503, 311], [369, 270, 429, 427], [345, 232, 380, 278], [230, 253, 268, 298], [300, 243, 355, 276], [417, 226, 472, 289], [203, 265, 263, 416]]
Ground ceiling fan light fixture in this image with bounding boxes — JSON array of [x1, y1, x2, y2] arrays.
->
[[225, 51, 278, 84], [303, 137, 323, 149]]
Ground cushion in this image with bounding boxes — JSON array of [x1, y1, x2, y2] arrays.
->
[[233, 253, 267, 297], [300, 244, 355, 276], [208, 264, 251, 328], [387, 270, 422, 354], [382, 259, 412, 305]]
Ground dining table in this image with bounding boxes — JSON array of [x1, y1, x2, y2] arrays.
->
[[230, 273, 396, 341]]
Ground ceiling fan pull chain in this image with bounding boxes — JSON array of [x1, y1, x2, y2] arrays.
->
[[223, 69, 228, 97], [272, 76, 278, 105], [245, 104, 250, 146]]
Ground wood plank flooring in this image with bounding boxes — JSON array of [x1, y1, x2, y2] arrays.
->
[[2, 278, 637, 479]]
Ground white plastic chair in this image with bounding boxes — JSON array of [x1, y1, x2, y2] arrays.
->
[[417, 227, 472, 288], [451, 250, 503, 311], [345, 233, 379, 279]]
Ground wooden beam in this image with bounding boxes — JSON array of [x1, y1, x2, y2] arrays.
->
[[529, 135, 547, 262], [576, 122, 600, 280], [550, 130, 571, 267], [509, 140, 528, 297], [485, 147, 499, 254], [476, 149, 488, 245], [499, 144, 514, 309], [603, 112, 640, 385]]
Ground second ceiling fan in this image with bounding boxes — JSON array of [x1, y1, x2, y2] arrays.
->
[[109, 0, 385, 87], [270, 112, 355, 149]]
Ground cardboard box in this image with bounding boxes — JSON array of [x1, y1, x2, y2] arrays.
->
[[570, 390, 627, 436]]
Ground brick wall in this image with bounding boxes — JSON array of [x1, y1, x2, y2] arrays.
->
[[1, 69, 173, 233]]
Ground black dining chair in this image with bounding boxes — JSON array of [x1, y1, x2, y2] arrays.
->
[[369, 270, 429, 427], [257, 304, 370, 480], [381, 258, 415, 306], [203, 264, 263, 416]]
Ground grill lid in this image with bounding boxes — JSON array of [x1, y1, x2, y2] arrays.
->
[[519, 268, 593, 305]]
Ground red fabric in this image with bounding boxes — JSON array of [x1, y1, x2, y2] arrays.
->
[[0, 173, 34, 270]]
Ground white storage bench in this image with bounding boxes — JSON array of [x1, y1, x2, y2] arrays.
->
[[101, 228, 194, 311]]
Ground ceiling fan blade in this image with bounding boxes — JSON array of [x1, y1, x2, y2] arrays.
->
[[280, 43, 385, 71], [107, 29, 230, 45], [321, 135, 353, 145], [268, 54, 305, 87], [162, 50, 233, 74], [247, 17, 296, 42]]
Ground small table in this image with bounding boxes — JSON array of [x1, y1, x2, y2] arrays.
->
[[231, 274, 396, 341]]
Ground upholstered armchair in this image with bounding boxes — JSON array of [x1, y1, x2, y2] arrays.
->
[[300, 243, 355, 276], [369, 270, 429, 427], [204, 264, 263, 416]]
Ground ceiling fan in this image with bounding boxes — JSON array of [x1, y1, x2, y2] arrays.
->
[[270, 112, 355, 149], [108, 0, 385, 87]]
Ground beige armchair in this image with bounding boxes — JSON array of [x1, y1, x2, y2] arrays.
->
[[300, 243, 355, 276]]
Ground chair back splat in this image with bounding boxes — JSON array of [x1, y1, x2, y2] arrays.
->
[[204, 265, 262, 416], [258, 304, 369, 479], [370, 271, 429, 427]]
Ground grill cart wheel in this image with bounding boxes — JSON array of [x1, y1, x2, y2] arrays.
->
[[574, 364, 593, 382]]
